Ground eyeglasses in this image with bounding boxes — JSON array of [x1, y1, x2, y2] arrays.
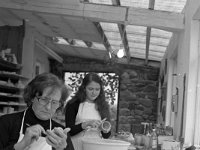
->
[[36, 96, 60, 108]]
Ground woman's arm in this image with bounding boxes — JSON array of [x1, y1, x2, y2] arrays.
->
[[65, 103, 83, 136]]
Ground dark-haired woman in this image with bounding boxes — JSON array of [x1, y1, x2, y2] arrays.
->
[[65, 73, 111, 150]]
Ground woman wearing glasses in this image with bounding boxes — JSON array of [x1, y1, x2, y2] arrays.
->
[[0, 73, 74, 150], [65, 73, 111, 150]]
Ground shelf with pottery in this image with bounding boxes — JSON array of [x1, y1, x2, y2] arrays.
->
[[0, 112, 4, 115], [0, 58, 22, 71], [0, 71, 28, 80], [0, 83, 24, 92], [0, 101, 26, 107], [0, 92, 23, 99], [0, 57, 27, 116]]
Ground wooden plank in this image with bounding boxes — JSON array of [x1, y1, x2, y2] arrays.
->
[[118, 24, 130, 62], [93, 22, 112, 59], [193, 6, 200, 20], [83, 3, 126, 23], [0, 0, 83, 17], [145, 0, 155, 65], [128, 7, 184, 32], [0, 0, 184, 32], [145, 27, 151, 65], [35, 39, 63, 63]]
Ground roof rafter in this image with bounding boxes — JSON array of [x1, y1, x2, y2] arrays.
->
[[112, 0, 130, 63], [93, 22, 112, 58], [118, 24, 131, 62], [0, 0, 184, 32], [145, 0, 155, 65], [112, 0, 120, 5]]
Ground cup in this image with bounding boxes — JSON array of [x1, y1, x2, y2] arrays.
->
[[101, 121, 111, 132]]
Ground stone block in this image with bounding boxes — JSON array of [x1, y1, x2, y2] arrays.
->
[[119, 108, 130, 116], [118, 124, 131, 132], [139, 99, 153, 107]]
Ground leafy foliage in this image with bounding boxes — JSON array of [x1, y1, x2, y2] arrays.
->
[[65, 72, 119, 105]]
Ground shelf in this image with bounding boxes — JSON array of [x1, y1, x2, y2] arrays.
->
[[0, 93, 23, 99], [0, 58, 22, 71], [0, 57, 26, 115], [0, 101, 26, 107], [0, 84, 23, 91], [0, 112, 6, 116], [0, 72, 28, 80]]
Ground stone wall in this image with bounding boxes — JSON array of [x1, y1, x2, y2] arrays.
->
[[118, 69, 158, 134], [62, 56, 159, 133]]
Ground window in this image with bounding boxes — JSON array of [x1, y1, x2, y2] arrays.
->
[[64, 72, 119, 133]]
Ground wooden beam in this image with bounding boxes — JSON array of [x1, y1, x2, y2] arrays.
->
[[0, 0, 184, 32], [128, 7, 184, 32], [35, 39, 63, 63], [193, 6, 200, 20], [145, 27, 151, 65], [111, 0, 130, 63], [112, 0, 120, 5], [93, 22, 112, 58], [104, 30, 171, 39], [145, 0, 155, 65], [118, 24, 131, 62]]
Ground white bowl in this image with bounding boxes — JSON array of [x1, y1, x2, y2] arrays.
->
[[82, 138, 131, 150]]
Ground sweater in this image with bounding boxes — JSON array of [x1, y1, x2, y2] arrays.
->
[[0, 107, 74, 150], [65, 101, 111, 138]]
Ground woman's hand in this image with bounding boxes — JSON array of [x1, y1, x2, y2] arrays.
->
[[82, 120, 102, 130], [46, 127, 70, 150], [14, 124, 46, 150]]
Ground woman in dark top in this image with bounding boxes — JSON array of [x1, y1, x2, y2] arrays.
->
[[0, 73, 74, 150], [65, 73, 111, 150]]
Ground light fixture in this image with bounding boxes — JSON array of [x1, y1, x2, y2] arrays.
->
[[117, 44, 125, 58], [116, 24, 126, 58]]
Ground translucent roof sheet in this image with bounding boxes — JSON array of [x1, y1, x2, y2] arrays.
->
[[120, 0, 149, 8], [92, 42, 107, 50], [94, 0, 183, 62], [74, 39, 88, 47], [56, 0, 187, 62], [55, 37, 69, 45], [154, 0, 187, 13], [87, 0, 186, 13]]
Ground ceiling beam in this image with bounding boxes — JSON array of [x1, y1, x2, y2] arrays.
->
[[145, 27, 151, 65], [35, 39, 63, 63], [193, 5, 200, 20], [118, 24, 131, 63], [103, 30, 172, 39], [112, 0, 120, 5], [112, 0, 130, 63], [127, 6, 183, 32], [145, 0, 155, 65], [93, 22, 112, 58], [0, 0, 184, 32]]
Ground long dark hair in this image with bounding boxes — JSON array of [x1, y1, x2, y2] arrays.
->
[[70, 73, 110, 121]]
